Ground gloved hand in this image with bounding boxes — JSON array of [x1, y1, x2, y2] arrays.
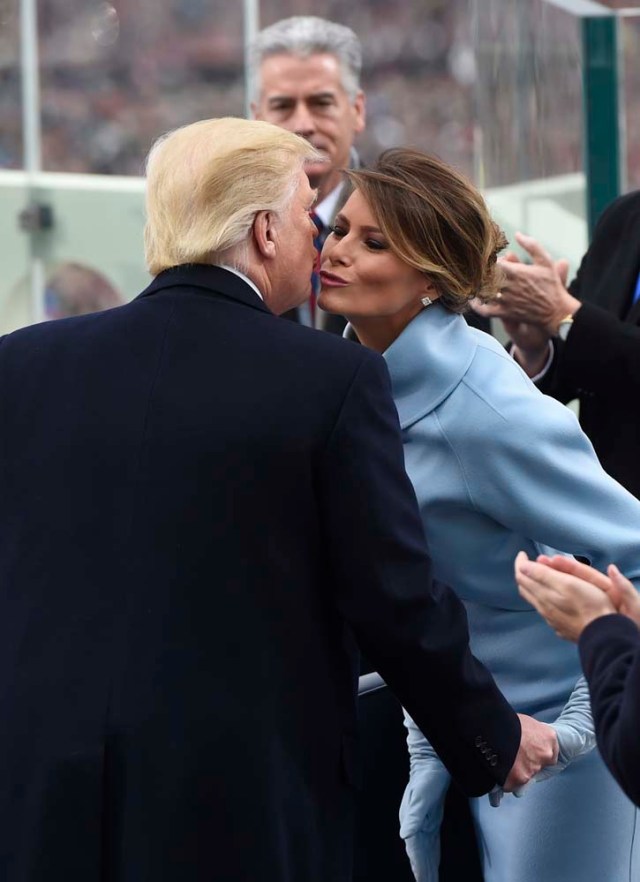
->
[[399, 712, 451, 882], [532, 675, 595, 781]]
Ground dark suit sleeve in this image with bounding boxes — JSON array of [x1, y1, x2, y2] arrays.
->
[[317, 351, 521, 797], [547, 301, 640, 401], [579, 615, 640, 807], [566, 193, 634, 305], [539, 193, 640, 402], [536, 194, 640, 404]]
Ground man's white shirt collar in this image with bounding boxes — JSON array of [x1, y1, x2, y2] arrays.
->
[[314, 184, 343, 228], [218, 265, 263, 301]]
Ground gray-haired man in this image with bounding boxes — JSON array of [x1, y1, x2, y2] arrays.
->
[[250, 16, 365, 332]]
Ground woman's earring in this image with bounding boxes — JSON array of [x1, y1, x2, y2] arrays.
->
[[420, 296, 433, 308]]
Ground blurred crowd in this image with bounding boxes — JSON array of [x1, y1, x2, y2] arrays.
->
[[1, 0, 621, 186]]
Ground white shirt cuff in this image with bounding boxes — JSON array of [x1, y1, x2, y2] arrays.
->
[[508, 340, 554, 382]]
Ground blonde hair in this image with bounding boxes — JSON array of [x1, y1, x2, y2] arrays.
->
[[347, 149, 506, 312], [144, 117, 320, 276]]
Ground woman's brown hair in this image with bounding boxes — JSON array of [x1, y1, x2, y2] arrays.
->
[[346, 148, 506, 312]]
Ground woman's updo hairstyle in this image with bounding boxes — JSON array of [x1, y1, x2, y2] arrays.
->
[[346, 148, 506, 312]]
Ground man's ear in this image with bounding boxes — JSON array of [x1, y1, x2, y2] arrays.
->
[[253, 210, 277, 260], [353, 91, 366, 135]]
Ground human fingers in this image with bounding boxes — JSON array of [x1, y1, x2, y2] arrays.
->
[[516, 572, 560, 616], [515, 559, 577, 622], [608, 564, 640, 626], [536, 555, 611, 592], [504, 715, 559, 790], [515, 553, 563, 589], [555, 258, 570, 287], [502, 250, 522, 264], [516, 574, 583, 642], [514, 231, 555, 268], [469, 298, 503, 318], [515, 563, 558, 616]]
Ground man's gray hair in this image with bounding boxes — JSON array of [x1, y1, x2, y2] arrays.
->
[[249, 16, 362, 103]]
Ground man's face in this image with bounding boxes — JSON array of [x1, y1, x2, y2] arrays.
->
[[263, 169, 319, 315], [252, 53, 365, 202]]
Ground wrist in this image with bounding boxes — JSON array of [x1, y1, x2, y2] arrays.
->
[[511, 342, 551, 377], [581, 608, 617, 633], [547, 296, 582, 337]]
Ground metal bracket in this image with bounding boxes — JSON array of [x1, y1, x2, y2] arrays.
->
[[18, 202, 54, 232]]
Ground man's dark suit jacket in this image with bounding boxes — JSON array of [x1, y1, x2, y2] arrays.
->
[[579, 615, 640, 807], [539, 191, 640, 498], [0, 265, 519, 882]]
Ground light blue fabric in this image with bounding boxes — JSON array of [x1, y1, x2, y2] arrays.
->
[[378, 305, 640, 882], [400, 677, 595, 882]]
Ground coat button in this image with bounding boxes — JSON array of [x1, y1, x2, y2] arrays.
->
[[475, 736, 484, 747], [489, 756, 498, 767]]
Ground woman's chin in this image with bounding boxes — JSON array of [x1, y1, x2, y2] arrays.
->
[[317, 291, 342, 315]]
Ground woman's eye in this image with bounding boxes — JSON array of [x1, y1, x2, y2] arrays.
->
[[330, 225, 346, 238], [366, 239, 387, 251]]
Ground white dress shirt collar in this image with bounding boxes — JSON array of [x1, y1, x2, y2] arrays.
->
[[314, 184, 344, 228], [218, 264, 263, 301]]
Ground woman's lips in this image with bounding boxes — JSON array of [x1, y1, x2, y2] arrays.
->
[[319, 270, 349, 287]]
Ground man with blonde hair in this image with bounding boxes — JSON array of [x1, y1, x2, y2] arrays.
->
[[0, 117, 554, 881]]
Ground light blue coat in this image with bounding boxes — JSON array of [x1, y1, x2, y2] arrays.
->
[[381, 304, 640, 882]]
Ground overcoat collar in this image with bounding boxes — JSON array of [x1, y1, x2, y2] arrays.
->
[[381, 304, 477, 430], [137, 264, 272, 316]]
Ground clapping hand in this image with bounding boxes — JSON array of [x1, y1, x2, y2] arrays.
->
[[471, 233, 578, 377], [536, 554, 640, 629], [514, 552, 620, 642]]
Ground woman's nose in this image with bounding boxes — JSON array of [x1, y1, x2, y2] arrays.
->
[[324, 235, 351, 266]]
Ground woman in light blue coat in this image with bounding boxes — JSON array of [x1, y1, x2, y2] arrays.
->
[[318, 148, 640, 882]]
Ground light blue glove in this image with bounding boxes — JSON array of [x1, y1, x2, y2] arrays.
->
[[399, 712, 450, 882], [400, 679, 595, 879], [533, 674, 595, 780]]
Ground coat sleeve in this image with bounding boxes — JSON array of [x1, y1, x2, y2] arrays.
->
[[456, 380, 640, 586], [579, 615, 640, 807], [317, 351, 521, 797], [536, 194, 639, 404], [547, 301, 640, 401]]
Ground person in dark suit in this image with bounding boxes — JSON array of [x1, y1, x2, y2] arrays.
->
[[0, 117, 555, 882], [515, 552, 640, 808], [473, 192, 640, 498]]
